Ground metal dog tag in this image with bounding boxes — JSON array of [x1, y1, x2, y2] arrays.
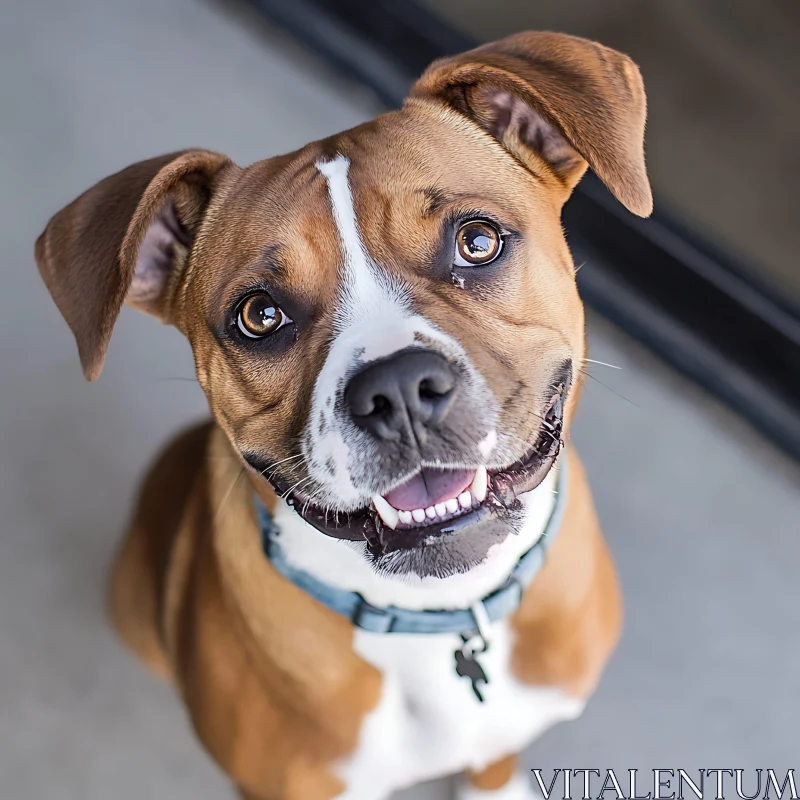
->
[[454, 602, 492, 702], [454, 634, 489, 702]]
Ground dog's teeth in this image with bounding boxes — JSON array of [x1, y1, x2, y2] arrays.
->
[[445, 498, 459, 514], [398, 510, 412, 525], [412, 508, 427, 523], [372, 495, 399, 530], [434, 502, 447, 517], [458, 491, 472, 509], [425, 506, 437, 519], [470, 465, 488, 503]]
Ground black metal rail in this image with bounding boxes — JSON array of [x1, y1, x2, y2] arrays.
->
[[243, 0, 800, 460]]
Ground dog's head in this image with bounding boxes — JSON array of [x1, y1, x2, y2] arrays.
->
[[36, 32, 650, 578]]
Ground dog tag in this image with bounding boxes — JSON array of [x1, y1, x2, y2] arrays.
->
[[454, 633, 489, 702]]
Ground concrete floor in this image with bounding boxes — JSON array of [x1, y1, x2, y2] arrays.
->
[[2, 0, 799, 798]]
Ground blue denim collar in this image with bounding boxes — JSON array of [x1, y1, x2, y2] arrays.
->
[[257, 454, 568, 636]]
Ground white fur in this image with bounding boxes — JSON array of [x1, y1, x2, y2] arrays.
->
[[273, 471, 580, 800], [309, 156, 416, 504], [478, 430, 499, 461], [335, 621, 582, 800], [308, 156, 501, 508], [315, 156, 410, 340], [309, 156, 414, 504]]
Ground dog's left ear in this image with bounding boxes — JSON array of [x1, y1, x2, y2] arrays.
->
[[409, 31, 653, 216], [35, 150, 232, 380]]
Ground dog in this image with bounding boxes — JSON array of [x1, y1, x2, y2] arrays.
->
[[35, 30, 651, 800]]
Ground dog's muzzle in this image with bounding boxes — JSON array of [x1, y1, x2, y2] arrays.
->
[[245, 358, 571, 576]]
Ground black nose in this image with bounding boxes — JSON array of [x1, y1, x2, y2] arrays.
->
[[344, 349, 458, 442]]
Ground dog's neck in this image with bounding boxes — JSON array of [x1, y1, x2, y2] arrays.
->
[[270, 468, 558, 612]]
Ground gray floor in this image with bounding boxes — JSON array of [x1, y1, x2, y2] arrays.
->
[[2, 1, 799, 798]]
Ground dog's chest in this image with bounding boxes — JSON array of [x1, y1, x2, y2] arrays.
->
[[335, 622, 584, 800]]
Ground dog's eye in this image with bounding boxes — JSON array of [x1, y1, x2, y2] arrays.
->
[[453, 220, 503, 267], [236, 293, 291, 339]]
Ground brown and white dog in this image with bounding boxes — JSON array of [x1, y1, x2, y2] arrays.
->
[[35, 31, 651, 800]]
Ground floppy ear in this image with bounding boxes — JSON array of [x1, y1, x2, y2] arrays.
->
[[409, 31, 652, 216], [35, 150, 232, 380]]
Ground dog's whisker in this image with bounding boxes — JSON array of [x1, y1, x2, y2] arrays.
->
[[301, 488, 324, 517], [582, 358, 622, 370], [281, 474, 315, 500], [260, 453, 304, 474], [576, 367, 639, 408], [301, 486, 330, 518], [213, 467, 245, 523], [264, 459, 304, 475], [256, 452, 306, 483]]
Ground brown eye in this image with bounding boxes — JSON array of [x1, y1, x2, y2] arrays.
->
[[236, 293, 290, 339], [454, 220, 502, 267]]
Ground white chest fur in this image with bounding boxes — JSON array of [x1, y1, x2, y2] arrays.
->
[[338, 625, 584, 800], [271, 471, 581, 799]]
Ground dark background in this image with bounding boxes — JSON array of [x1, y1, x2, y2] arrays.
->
[[430, 0, 800, 302]]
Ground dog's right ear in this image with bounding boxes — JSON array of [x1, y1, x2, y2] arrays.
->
[[35, 150, 232, 380], [409, 31, 652, 216]]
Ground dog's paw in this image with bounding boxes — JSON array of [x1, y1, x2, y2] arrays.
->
[[455, 771, 541, 800]]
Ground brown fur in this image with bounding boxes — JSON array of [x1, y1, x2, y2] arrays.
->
[[412, 30, 652, 215], [510, 449, 622, 697], [109, 423, 617, 799], [35, 31, 649, 798], [468, 755, 518, 791], [112, 423, 382, 799]]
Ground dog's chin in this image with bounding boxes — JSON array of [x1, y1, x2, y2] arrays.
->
[[360, 503, 528, 579], [270, 385, 566, 579]]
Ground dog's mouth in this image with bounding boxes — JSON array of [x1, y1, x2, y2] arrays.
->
[[281, 384, 566, 554]]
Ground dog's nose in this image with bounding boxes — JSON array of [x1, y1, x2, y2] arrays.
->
[[344, 349, 458, 442]]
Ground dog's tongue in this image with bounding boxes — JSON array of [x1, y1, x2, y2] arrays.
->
[[384, 467, 476, 511]]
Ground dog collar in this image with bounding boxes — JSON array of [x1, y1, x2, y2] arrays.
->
[[256, 452, 568, 637]]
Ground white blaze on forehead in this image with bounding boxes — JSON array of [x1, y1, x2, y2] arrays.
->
[[316, 155, 410, 337], [307, 154, 418, 503], [305, 155, 499, 508]]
